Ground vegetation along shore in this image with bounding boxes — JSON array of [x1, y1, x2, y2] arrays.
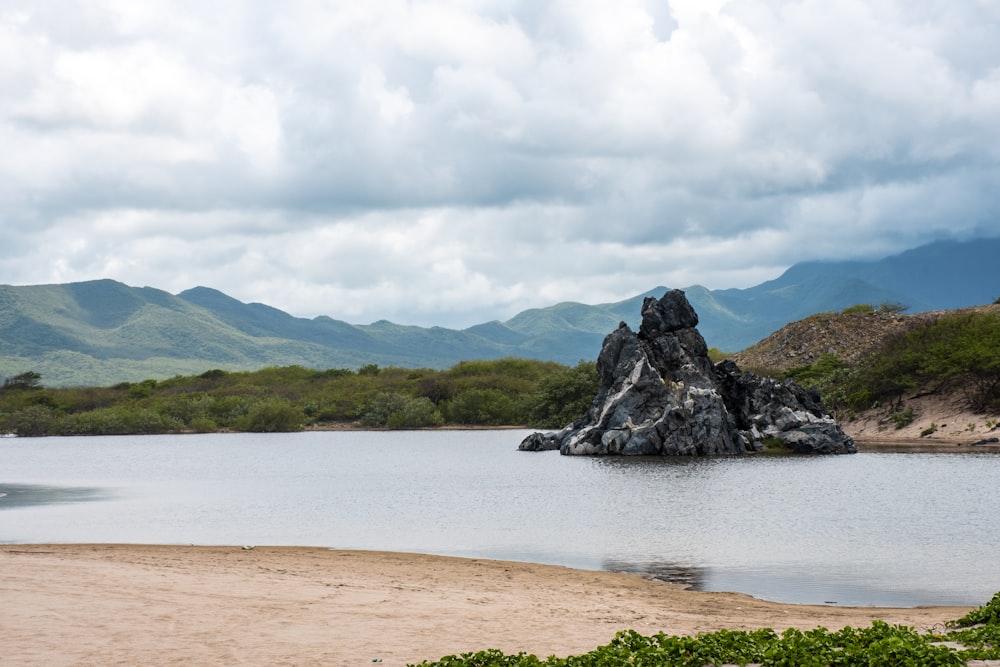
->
[[2, 302, 998, 443]]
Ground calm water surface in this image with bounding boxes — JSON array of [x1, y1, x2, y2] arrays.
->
[[2, 430, 998, 607]]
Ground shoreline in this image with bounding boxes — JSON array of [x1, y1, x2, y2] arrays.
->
[[7, 419, 1000, 451], [853, 437, 1000, 453], [0, 544, 977, 666]]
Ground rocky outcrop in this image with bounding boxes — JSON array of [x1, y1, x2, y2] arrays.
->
[[519, 290, 856, 456]]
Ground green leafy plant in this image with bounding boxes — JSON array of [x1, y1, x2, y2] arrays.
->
[[817, 311, 1000, 416], [408, 613, 998, 666], [236, 399, 304, 432], [891, 407, 915, 429], [949, 591, 1000, 628]]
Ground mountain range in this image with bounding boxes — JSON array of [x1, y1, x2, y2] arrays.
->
[[2, 237, 998, 386]]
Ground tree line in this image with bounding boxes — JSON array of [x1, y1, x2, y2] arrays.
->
[[0, 358, 598, 437], [4, 308, 998, 437]]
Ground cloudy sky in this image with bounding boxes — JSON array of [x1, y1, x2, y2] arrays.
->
[[2, 1, 999, 327]]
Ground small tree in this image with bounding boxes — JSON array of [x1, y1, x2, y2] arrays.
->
[[528, 360, 599, 428], [4, 405, 55, 436], [3, 371, 42, 391], [444, 388, 518, 425], [358, 392, 443, 428], [877, 302, 908, 314], [237, 399, 304, 432]]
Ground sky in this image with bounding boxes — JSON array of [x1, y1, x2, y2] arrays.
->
[[2, 1, 999, 328]]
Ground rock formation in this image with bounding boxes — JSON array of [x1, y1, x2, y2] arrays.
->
[[519, 290, 856, 456]]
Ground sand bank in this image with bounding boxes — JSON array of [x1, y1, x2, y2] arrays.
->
[[0, 544, 973, 666]]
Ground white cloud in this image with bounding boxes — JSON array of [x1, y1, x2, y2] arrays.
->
[[1, 0, 999, 327]]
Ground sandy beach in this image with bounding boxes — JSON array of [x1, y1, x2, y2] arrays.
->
[[0, 544, 975, 666]]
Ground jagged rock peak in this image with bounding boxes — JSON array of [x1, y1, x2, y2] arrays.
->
[[639, 290, 699, 335], [520, 289, 856, 457]]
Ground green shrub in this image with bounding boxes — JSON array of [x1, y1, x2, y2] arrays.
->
[[358, 392, 443, 428], [444, 389, 519, 425], [188, 416, 218, 433], [526, 360, 599, 428], [707, 347, 728, 363], [0, 358, 606, 435], [842, 303, 875, 314], [949, 591, 1000, 627], [825, 311, 1000, 415], [3, 405, 56, 436], [128, 379, 157, 399], [59, 406, 181, 435], [236, 399, 304, 432], [890, 407, 915, 429], [357, 392, 408, 427], [783, 353, 846, 386], [386, 397, 444, 428], [409, 618, 975, 666]]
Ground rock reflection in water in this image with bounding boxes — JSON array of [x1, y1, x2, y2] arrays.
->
[[604, 557, 707, 589], [0, 484, 109, 509]]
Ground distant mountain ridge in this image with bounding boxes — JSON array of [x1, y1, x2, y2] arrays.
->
[[2, 237, 998, 386]]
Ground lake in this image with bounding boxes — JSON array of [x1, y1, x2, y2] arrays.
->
[[2, 430, 998, 608]]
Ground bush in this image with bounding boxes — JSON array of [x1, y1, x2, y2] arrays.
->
[[707, 347, 729, 363], [188, 416, 218, 433], [444, 389, 519, 425], [358, 392, 444, 428], [890, 407, 915, 429], [59, 406, 181, 435], [824, 313, 1000, 414], [0, 358, 601, 435], [236, 399, 304, 432], [386, 397, 443, 428], [527, 361, 599, 428], [3, 405, 56, 436], [949, 591, 1000, 628], [784, 353, 846, 387], [410, 617, 982, 666]]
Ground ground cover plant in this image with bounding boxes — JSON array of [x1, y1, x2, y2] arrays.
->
[[409, 592, 1000, 666]]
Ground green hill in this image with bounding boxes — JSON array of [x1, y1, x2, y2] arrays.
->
[[2, 238, 998, 386]]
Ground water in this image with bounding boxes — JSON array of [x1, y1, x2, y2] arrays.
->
[[2, 430, 998, 607]]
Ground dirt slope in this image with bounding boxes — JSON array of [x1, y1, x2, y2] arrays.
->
[[731, 305, 1000, 445]]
